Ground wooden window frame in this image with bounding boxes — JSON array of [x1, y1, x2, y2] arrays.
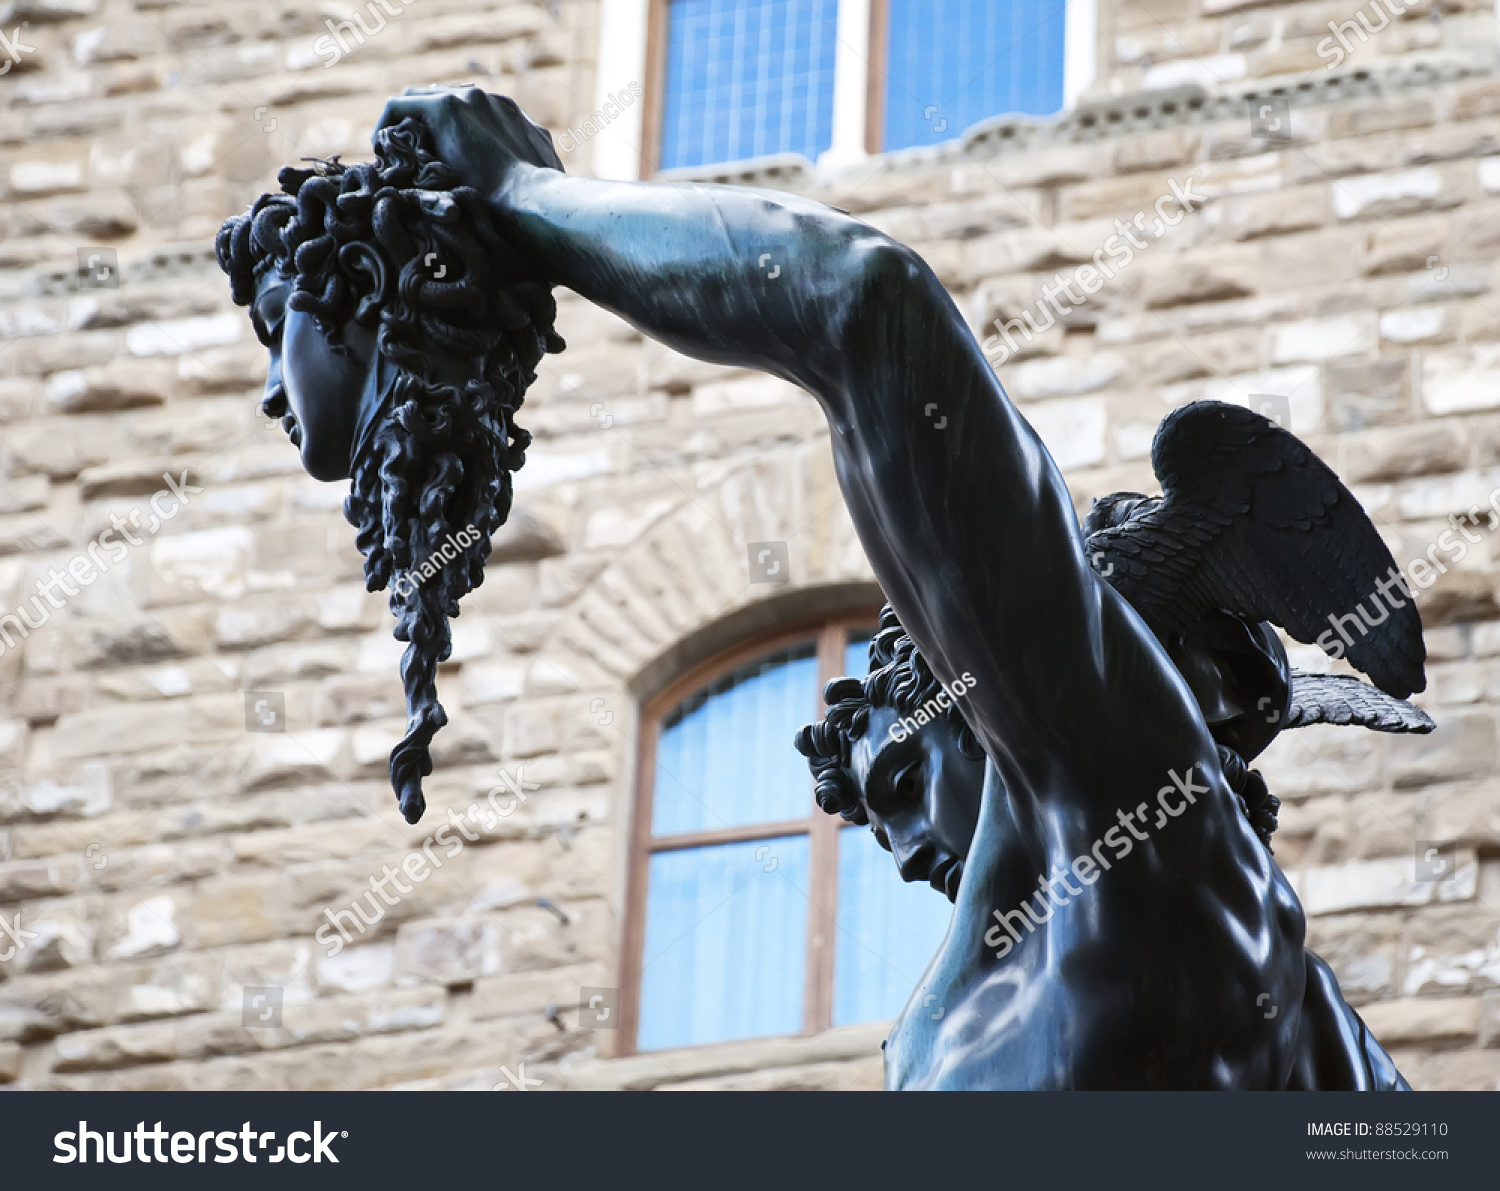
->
[[617, 610, 879, 1056], [638, 0, 671, 181], [865, 0, 889, 156]]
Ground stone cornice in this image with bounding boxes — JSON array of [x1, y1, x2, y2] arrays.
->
[[13, 49, 1500, 302], [23, 242, 220, 301]]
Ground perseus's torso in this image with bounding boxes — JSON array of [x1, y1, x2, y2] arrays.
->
[[880, 759, 1309, 1090]]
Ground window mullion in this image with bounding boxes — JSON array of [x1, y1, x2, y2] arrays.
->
[[863, 0, 888, 155], [1063, 0, 1098, 110], [618, 703, 662, 1054], [822, 0, 872, 169], [801, 622, 847, 1034]]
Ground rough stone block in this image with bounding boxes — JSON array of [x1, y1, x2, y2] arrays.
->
[[1212, 187, 1327, 242], [233, 730, 345, 793], [1424, 346, 1500, 416], [1328, 357, 1411, 430], [0, 855, 84, 901], [1358, 996, 1483, 1045], [1026, 397, 1109, 471], [1389, 713, 1495, 788], [394, 917, 504, 986], [105, 894, 181, 961], [1136, 260, 1254, 309], [1009, 354, 1124, 400], [53, 1019, 179, 1072], [0, 1040, 21, 1083], [1268, 313, 1378, 365], [1342, 422, 1467, 483], [471, 961, 605, 1022], [52, 698, 239, 762], [317, 943, 396, 995], [1290, 849, 1478, 916], [315, 675, 405, 727], [1332, 168, 1452, 221], [1355, 217, 1446, 281], [1379, 307, 1449, 344]]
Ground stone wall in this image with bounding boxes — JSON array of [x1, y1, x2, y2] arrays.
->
[[0, 0, 1498, 1091]]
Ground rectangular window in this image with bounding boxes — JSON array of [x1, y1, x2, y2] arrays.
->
[[638, 834, 811, 1049], [642, 0, 1080, 173], [658, 0, 840, 171], [880, 0, 1068, 152], [651, 642, 820, 835]]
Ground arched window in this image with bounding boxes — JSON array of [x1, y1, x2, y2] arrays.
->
[[618, 612, 953, 1053]]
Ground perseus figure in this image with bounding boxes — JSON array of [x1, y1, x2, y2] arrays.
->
[[796, 400, 1431, 1089], [225, 86, 1425, 1089]]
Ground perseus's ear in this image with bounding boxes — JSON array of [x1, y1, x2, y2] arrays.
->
[[338, 242, 388, 326]]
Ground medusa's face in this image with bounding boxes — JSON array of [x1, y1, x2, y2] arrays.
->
[[250, 269, 378, 483], [849, 706, 986, 902]]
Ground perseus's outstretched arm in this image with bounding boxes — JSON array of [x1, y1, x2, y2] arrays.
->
[[517, 171, 1309, 1090], [492, 164, 1225, 809], [369, 89, 1218, 804]]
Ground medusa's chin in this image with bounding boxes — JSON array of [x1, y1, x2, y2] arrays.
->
[[300, 435, 350, 482]]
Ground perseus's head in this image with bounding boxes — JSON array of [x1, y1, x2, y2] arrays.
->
[[217, 117, 565, 824], [794, 606, 986, 902]]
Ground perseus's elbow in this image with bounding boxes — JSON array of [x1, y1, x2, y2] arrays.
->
[[838, 233, 940, 326], [850, 234, 926, 291]]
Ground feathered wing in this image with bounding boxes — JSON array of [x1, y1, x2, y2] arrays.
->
[[1086, 401, 1426, 698], [1285, 672, 1434, 733]]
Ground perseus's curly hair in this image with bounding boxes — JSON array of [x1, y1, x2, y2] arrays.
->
[[216, 118, 564, 824], [793, 604, 982, 825], [794, 604, 1279, 849]]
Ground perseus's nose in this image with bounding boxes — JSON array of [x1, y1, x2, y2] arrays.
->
[[894, 836, 935, 883]]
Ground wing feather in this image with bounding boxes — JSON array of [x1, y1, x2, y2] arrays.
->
[[1285, 672, 1435, 733], [1087, 401, 1426, 697]]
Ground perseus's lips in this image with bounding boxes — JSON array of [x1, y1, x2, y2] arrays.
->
[[928, 855, 964, 902]]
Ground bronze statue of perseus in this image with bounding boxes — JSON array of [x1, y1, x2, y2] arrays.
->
[[219, 87, 1424, 1091]]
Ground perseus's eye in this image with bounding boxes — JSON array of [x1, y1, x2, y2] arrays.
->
[[893, 760, 922, 804]]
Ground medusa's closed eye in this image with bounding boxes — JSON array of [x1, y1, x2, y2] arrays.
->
[[251, 281, 288, 348]]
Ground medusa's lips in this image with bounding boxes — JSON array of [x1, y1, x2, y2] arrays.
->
[[281, 411, 302, 448]]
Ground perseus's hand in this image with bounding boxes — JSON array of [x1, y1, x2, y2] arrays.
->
[[375, 85, 564, 199]]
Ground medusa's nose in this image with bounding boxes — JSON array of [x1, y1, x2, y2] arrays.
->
[[261, 349, 286, 412]]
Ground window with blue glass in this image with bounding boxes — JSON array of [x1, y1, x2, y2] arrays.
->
[[880, 0, 1067, 152], [626, 616, 953, 1053], [646, 0, 1076, 172], [658, 0, 840, 171]]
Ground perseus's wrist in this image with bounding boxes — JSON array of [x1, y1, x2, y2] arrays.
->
[[481, 159, 522, 216], [481, 160, 555, 235]]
